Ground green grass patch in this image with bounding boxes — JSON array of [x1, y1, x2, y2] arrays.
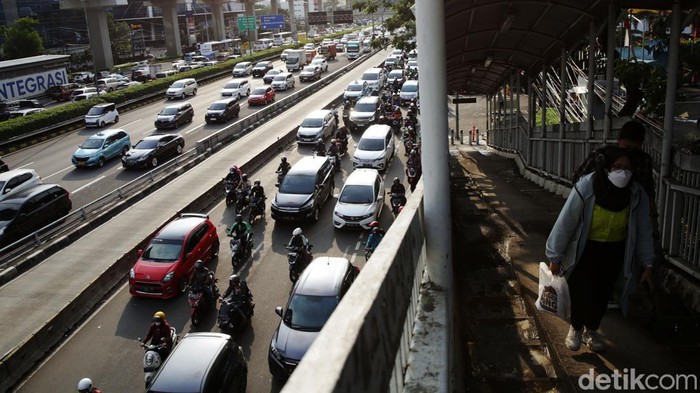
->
[[534, 107, 561, 126]]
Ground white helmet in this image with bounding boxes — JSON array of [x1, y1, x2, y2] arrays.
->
[[293, 227, 303, 236], [77, 378, 92, 391]]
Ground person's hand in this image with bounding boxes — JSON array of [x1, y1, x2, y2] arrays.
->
[[640, 266, 654, 291], [139, 341, 145, 347], [549, 261, 561, 276]]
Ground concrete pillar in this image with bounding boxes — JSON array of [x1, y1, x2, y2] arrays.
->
[[203, 0, 226, 41], [2, 0, 19, 26], [245, 1, 258, 50], [271, 0, 280, 33], [586, 21, 596, 153], [304, 0, 310, 35], [416, 0, 452, 388], [659, 0, 682, 219], [486, 94, 490, 132], [86, 8, 114, 70], [148, 5, 157, 41], [318, 0, 323, 12], [289, 0, 298, 39], [603, 1, 616, 143], [157, 2, 183, 58], [345, 0, 351, 10]]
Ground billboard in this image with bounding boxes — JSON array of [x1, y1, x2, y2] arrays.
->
[[0, 69, 68, 101], [261, 14, 285, 29], [308, 11, 328, 25], [332, 10, 353, 24]]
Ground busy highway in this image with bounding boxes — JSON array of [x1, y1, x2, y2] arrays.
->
[[1, 55, 355, 209], [14, 47, 421, 393]]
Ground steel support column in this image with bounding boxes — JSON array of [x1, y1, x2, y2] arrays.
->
[[509, 74, 514, 149], [455, 94, 460, 143], [486, 94, 490, 133], [516, 70, 521, 152], [603, 1, 616, 143], [659, 0, 682, 219], [527, 75, 533, 166], [558, 48, 567, 178], [586, 21, 596, 155], [541, 67, 548, 170]]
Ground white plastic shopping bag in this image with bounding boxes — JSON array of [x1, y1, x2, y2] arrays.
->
[[535, 262, 570, 321]]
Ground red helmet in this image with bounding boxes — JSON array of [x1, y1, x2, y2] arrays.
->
[[369, 221, 380, 228]]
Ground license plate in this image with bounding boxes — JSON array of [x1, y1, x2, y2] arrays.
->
[[77, 162, 86, 166]]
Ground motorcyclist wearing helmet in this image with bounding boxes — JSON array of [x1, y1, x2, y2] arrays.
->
[[236, 173, 252, 195], [222, 274, 254, 317], [392, 78, 400, 94], [314, 138, 326, 156], [378, 115, 387, 125], [390, 177, 407, 206], [250, 180, 265, 211], [335, 126, 349, 154], [227, 214, 251, 252], [190, 260, 215, 304], [288, 227, 312, 264], [277, 157, 291, 177], [328, 138, 340, 163], [365, 227, 384, 253], [140, 311, 173, 358], [224, 165, 242, 184], [369, 220, 386, 236], [407, 149, 421, 170], [77, 378, 102, 393]]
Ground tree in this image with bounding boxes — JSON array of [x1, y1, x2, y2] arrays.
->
[[354, 0, 416, 51], [1, 17, 44, 59], [107, 13, 132, 60]]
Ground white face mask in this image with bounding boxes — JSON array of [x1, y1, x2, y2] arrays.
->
[[608, 169, 633, 188], [154, 322, 161, 327]]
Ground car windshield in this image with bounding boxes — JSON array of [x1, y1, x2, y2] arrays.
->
[[347, 84, 363, 92], [266, 70, 280, 76], [170, 82, 185, 88], [385, 58, 396, 64], [0, 205, 19, 221], [79, 137, 104, 149], [311, 60, 323, 66], [279, 175, 316, 194], [273, 75, 287, 81], [251, 88, 267, 95], [160, 107, 178, 115], [209, 103, 226, 110], [303, 66, 317, 72], [408, 61, 418, 67], [402, 84, 418, 92], [141, 237, 182, 262], [340, 185, 374, 204], [86, 107, 105, 116], [354, 103, 376, 112], [389, 71, 403, 79], [362, 72, 379, 81], [358, 137, 384, 151], [224, 82, 240, 89], [301, 118, 323, 127], [135, 139, 160, 150], [285, 294, 338, 331], [254, 62, 268, 68], [234, 64, 246, 69]]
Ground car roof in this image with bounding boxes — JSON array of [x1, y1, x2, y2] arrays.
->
[[364, 67, 382, 73], [361, 124, 392, 138], [305, 109, 331, 119], [149, 333, 234, 392], [295, 257, 351, 297], [403, 80, 419, 86], [356, 96, 379, 104], [173, 78, 195, 83], [0, 184, 63, 203], [255, 61, 270, 65], [155, 215, 205, 240], [0, 168, 38, 181], [91, 102, 114, 108], [88, 129, 126, 139], [288, 156, 328, 175], [343, 168, 379, 186], [211, 97, 238, 105], [164, 102, 190, 109]]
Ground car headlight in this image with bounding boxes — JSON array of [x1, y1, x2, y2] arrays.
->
[[270, 341, 281, 359], [358, 213, 374, 220], [137, 155, 149, 161], [162, 271, 174, 283], [368, 115, 375, 122], [129, 268, 135, 280], [301, 199, 314, 210]]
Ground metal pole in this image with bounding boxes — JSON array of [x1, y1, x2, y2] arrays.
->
[[603, 1, 616, 143], [509, 74, 514, 149], [558, 48, 567, 178], [586, 20, 596, 154], [541, 67, 548, 170], [659, 0, 682, 219], [455, 93, 460, 144], [486, 94, 490, 132], [527, 74, 533, 166]]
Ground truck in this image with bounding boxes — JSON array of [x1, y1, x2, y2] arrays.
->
[[346, 41, 361, 60], [318, 43, 337, 60], [285, 49, 308, 72], [304, 49, 317, 63]]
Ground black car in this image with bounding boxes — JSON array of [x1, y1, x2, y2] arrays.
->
[[252, 61, 273, 78], [0, 157, 8, 173], [263, 69, 283, 84], [299, 66, 321, 82], [271, 156, 334, 222], [147, 333, 247, 393], [205, 98, 240, 124], [0, 184, 72, 247], [155, 102, 194, 130], [122, 134, 185, 168]]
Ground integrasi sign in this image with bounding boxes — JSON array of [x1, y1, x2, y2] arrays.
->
[[0, 68, 68, 101]]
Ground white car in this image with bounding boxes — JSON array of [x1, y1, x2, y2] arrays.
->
[[332, 168, 384, 229], [0, 169, 42, 202], [70, 87, 98, 101], [96, 78, 121, 93], [271, 73, 295, 91], [343, 80, 369, 102], [310, 58, 328, 72], [84, 103, 119, 128], [6, 108, 45, 119], [406, 60, 418, 71], [361, 67, 385, 93], [303, 43, 315, 50], [232, 62, 253, 77], [352, 124, 395, 171], [386, 69, 404, 85], [72, 92, 100, 102], [220, 79, 250, 100], [166, 78, 198, 100]]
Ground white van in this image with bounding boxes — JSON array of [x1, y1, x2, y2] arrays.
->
[[254, 39, 274, 51]]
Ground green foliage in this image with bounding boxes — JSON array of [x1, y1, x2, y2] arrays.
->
[[1, 17, 44, 59], [534, 108, 561, 126], [382, 0, 416, 52], [107, 13, 132, 60], [0, 99, 100, 141]]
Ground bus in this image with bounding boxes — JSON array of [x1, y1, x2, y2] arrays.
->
[[272, 31, 293, 46], [198, 39, 241, 59], [254, 38, 274, 51]]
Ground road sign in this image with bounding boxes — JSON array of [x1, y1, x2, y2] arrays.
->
[[453, 97, 477, 104], [308, 11, 328, 25], [261, 14, 285, 29], [238, 15, 257, 31], [333, 10, 353, 24]]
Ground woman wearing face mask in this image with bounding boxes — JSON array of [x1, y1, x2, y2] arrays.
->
[[545, 146, 655, 353], [140, 311, 173, 359]]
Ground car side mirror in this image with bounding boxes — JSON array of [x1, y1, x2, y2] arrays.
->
[[275, 306, 283, 317], [333, 193, 339, 198], [275, 183, 280, 187], [137, 249, 143, 256], [377, 195, 384, 201]]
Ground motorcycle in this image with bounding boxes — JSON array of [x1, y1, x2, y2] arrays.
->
[[276, 169, 287, 185], [406, 166, 420, 192], [187, 275, 219, 327], [327, 148, 341, 173], [336, 136, 348, 155], [248, 195, 266, 223], [230, 233, 253, 270], [403, 136, 415, 156], [140, 327, 178, 388], [223, 179, 237, 207], [286, 244, 313, 283], [389, 192, 405, 215], [235, 189, 250, 214], [217, 297, 254, 334], [389, 113, 403, 133]]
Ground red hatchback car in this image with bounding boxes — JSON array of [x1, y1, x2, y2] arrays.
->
[[129, 213, 220, 299], [247, 86, 275, 106]]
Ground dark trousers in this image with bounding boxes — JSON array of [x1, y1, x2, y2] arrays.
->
[[568, 239, 625, 330]]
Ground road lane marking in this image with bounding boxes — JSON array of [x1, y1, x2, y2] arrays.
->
[[44, 165, 74, 180], [142, 128, 157, 135], [185, 123, 204, 134], [355, 240, 362, 250], [350, 253, 357, 264], [121, 118, 142, 128], [252, 241, 264, 257], [15, 161, 34, 169], [72, 176, 106, 193]]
